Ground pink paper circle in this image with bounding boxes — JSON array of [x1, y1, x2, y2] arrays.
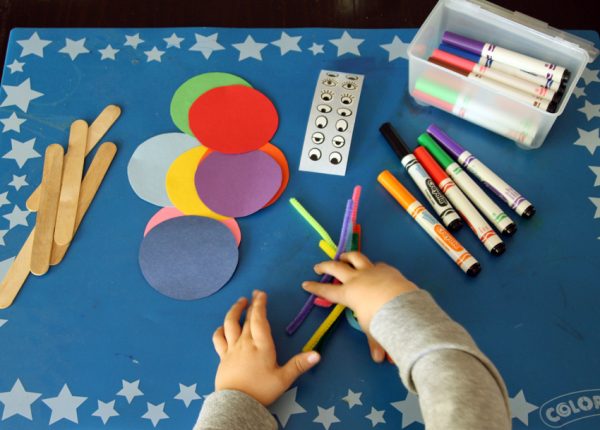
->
[[195, 151, 282, 218], [220, 218, 242, 246]]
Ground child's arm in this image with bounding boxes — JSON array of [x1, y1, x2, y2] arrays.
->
[[194, 291, 320, 430], [303, 252, 511, 430]]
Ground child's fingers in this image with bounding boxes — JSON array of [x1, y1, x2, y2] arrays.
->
[[280, 351, 321, 387], [313, 260, 355, 283], [302, 281, 346, 305], [366, 335, 386, 363], [250, 291, 273, 348], [340, 251, 373, 269], [212, 326, 228, 358], [241, 291, 258, 339], [224, 297, 247, 344]]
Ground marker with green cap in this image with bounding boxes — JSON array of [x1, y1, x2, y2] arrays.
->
[[418, 132, 516, 236]]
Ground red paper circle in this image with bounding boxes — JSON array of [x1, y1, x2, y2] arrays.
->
[[188, 85, 279, 154]]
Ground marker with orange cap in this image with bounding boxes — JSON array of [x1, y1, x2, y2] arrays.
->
[[377, 170, 480, 276], [413, 147, 506, 256]]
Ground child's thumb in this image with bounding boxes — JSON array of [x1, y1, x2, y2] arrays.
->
[[281, 351, 321, 385]]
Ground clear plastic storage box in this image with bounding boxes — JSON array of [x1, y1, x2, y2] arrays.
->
[[407, 0, 599, 148]]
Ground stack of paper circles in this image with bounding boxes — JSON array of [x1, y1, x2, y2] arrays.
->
[[127, 72, 289, 300]]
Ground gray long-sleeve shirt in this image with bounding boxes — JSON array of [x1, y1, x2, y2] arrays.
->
[[194, 290, 511, 429]]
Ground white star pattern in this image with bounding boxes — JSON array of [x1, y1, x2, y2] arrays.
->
[[313, 406, 340, 430], [391, 392, 424, 429], [116, 379, 143, 403], [164, 33, 184, 49], [58, 38, 89, 60], [271, 31, 302, 55], [572, 86, 587, 98], [174, 383, 200, 407], [308, 42, 325, 55], [0, 191, 9, 208], [365, 407, 386, 427], [99, 44, 119, 60], [342, 389, 362, 409], [1, 112, 26, 133], [144, 46, 165, 62], [0, 379, 41, 420], [269, 387, 306, 427], [7, 59, 24, 74], [16, 32, 51, 58], [329, 31, 363, 57], [124, 33, 144, 49], [573, 128, 600, 155], [233, 35, 268, 61], [0, 318, 6, 327], [92, 400, 119, 424], [578, 100, 600, 121], [189, 33, 225, 59], [589, 166, 600, 187], [0, 230, 7, 246], [509, 390, 538, 425], [42, 384, 87, 425], [381, 35, 410, 61], [142, 402, 169, 427], [580, 68, 600, 86], [0, 257, 15, 276], [1, 78, 44, 112], [8, 174, 28, 191], [590, 197, 600, 219], [2, 137, 41, 168], [2, 205, 30, 229]]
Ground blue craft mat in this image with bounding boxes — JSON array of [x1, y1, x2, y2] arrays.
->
[[1, 27, 599, 430]]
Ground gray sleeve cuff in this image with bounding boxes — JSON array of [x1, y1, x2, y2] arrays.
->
[[194, 390, 277, 430]]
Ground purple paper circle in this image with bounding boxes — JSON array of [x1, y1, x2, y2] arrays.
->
[[139, 216, 239, 300], [195, 150, 282, 217]]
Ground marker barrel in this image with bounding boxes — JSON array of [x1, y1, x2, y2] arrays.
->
[[377, 170, 480, 275]]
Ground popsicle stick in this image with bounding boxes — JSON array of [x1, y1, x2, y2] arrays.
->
[[30, 144, 64, 276], [54, 120, 88, 246], [50, 142, 117, 266], [0, 229, 35, 309], [26, 105, 121, 211]]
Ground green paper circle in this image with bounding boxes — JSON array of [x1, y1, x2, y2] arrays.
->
[[170, 72, 252, 135]]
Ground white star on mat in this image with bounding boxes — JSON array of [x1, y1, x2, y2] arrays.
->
[[189, 33, 224, 59], [572, 86, 587, 98], [233, 35, 267, 61], [342, 389, 362, 409], [580, 68, 600, 86], [2, 205, 30, 229], [269, 387, 306, 427], [142, 402, 169, 427], [509, 390, 538, 425], [8, 174, 28, 191], [0, 192, 9, 208], [308, 42, 324, 55], [0, 318, 6, 327], [164, 33, 184, 49], [589, 166, 600, 187], [7, 59, 24, 74], [590, 197, 600, 219], [92, 400, 119, 424], [124, 33, 144, 49], [16, 32, 51, 58], [573, 128, 600, 155], [329, 31, 363, 57], [1, 78, 44, 112], [391, 392, 423, 428], [117, 379, 143, 403], [313, 406, 340, 430], [271, 31, 302, 55], [1, 112, 26, 133], [0, 379, 41, 420], [365, 407, 386, 427], [578, 100, 600, 121], [0, 230, 7, 246], [59, 38, 89, 60], [174, 383, 200, 408], [380, 35, 409, 61], [1, 257, 15, 277], [42, 384, 87, 425], [99, 44, 119, 60], [144, 46, 165, 63], [2, 138, 41, 168]]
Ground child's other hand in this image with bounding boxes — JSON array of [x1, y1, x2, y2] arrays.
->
[[302, 252, 418, 361], [213, 291, 320, 406]]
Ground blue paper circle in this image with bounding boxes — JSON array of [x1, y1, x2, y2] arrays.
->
[[139, 216, 239, 300]]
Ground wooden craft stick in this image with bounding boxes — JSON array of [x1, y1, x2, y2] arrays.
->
[[30, 144, 64, 276], [0, 229, 35, 309], [26, 105, 121, 211], [54, 120, 88, 246], [50, 142, 117, 266]]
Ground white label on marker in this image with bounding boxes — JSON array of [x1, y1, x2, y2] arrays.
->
[[482, 43, 566, 82]]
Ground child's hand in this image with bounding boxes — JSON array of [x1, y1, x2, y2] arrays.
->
[[213, 291, 321, 406], [302, 252, 418, 361]]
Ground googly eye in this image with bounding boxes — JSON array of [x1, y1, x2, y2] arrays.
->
[[340, 94, 354, 105], [337, 108, 352, 117], [317, 104, 332, 113], [332, 135, 345, 148], [329, 152, 343, 165], [326, 72, 339, 77], [321, 90, 334, 101], [308, 148, 322, 161], [342, 82, 357, 90], [315, 116, 328, 129], [311, 132, 325, 144], [322, 79, 337, 87], [335, 119, 348, 132], [346, 75, 359, 80]]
